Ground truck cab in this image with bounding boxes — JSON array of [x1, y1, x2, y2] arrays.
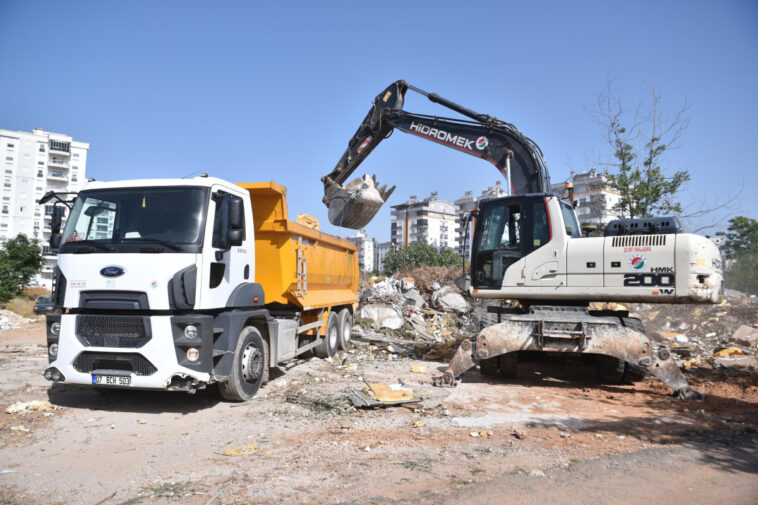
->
[[43, 176, 358, 400]]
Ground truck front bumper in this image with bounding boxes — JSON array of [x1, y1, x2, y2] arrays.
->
[[45, 314, 213, 391]]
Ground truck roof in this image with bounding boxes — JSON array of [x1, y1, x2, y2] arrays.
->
[[81, 176, 238, 191]]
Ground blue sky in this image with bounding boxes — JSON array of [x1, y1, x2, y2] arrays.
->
[[1, 0, 756, 241]]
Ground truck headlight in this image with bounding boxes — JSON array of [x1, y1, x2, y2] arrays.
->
[[50, 322, 60, 336], [49, 343, 58, 357], [186, 348, 200, 362], [184, 325, 198, 339]]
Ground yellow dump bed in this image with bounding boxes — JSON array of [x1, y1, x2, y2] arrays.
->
[[237, 181, 359, 311]]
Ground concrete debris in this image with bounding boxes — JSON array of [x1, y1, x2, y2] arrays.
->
[[731, 325, 758, 348], [431, 286, 472, 314], [358, 304, 404, 330], [403, 288, 427, 308], [0, 309, 35, 333], [711, 356, 758, 370], [6, 400, 55, 414]]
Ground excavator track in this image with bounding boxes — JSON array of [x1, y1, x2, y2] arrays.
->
[[434, 305, 702, 400]]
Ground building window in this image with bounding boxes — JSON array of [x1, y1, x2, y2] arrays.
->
[[45, 205, 54, 215], [34, 221, 40, 229], [72, 165, 78, 170], [36, 186, 43, 192], [4, 169, 11, 175], [49, 140, 70, 153], [6, 143, 14, 149], [71, 175, 78, 182], [0, 224, 7, 229], [38, 161, 44, 165], [2, 196, 9, 202], [5, 156, 13, 162], [1, 205, 8, 214], [3, 180, 10, 188], [39, 145, 45, 153], [37, 170, 43, 177]]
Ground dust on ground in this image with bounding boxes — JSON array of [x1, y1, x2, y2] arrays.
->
[[1, 277, 757, 504]]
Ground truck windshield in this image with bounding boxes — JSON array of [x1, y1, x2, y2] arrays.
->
[[60, 187, 208, 252]]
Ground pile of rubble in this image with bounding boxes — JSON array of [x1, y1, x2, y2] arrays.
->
[[354, 270, 478, 360], [0, 309, 33, 333], [628, 290, 758, 370]]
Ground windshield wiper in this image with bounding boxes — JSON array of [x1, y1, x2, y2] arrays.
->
[[66, 240, 112, 252], [121, 238, 182, 251]]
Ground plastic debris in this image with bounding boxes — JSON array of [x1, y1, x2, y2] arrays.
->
[[413, 420, 424, 428], [411, 364, 427, 373]]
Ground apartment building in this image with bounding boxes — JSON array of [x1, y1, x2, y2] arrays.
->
[[550, 168, 621, 230], [346, 230, 377, 273], [453, 180, 508, 256], [0, 128, 89, 289], [376, 241, 394, 273], [390, 192, 458, 250]]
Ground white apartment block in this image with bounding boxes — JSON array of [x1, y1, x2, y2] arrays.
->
[[0, 128, 89, 289], [376, 241, 394, 273], [346, 230, 377, 273], [453, 180, 508, 256], [550, 168, 621, 230], [390, 192, 457, 250]]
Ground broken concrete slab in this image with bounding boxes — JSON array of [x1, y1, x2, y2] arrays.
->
[[731, 325, 758, 348], [431, 286, 472, 314], [358, 304, 404, 330]]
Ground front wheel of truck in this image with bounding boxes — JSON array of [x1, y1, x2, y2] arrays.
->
[[219, 326, 269, 401]]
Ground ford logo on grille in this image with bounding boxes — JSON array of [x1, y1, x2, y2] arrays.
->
[[100, 266, 125, 277]]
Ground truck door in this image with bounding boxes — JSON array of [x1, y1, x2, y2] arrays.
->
[[524, 197, 567, 287], [199, 188, 253, 309]]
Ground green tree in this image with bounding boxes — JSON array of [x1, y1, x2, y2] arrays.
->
[[0, 234, 45, 302], [592, 82, 690, 218], [716, 216, 758, 259], [382, 242, 462, 275]]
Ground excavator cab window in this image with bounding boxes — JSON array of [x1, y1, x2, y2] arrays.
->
[[472, 196, 551, 289]]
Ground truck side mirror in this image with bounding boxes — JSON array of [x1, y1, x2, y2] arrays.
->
[[229, 197, 244, 230], [51, 206, 65, 234], [227, 229, 243, 247], [49, 206, 66, 250]]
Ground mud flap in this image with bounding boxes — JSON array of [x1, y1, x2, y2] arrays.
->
[[433, 321, 703, 400], [325, 175, 395, 229]]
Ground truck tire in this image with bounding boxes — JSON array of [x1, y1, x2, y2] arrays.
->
[[315, 311, 339, 358], [219, 326, 269, 402], [337, 308, 353, 350]]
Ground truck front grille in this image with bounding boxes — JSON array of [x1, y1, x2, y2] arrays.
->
[[77, 315, 150, 348], [73, 352, 157, 376]]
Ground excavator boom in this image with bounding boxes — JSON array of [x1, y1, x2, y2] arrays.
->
[[322, 80, 551, 229]]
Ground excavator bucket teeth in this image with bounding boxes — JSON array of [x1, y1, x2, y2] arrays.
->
[[325, 175, 395, 229]]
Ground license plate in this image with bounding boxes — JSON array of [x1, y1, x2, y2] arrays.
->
[[92, 375, 131, 386]]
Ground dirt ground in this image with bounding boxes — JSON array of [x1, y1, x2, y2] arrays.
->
[[1, 319, 757, 505]]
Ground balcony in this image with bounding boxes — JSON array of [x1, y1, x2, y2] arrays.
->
[[47, 171, 68, 182], [48, 158, 69, 169], [49, 141, 70, 155]]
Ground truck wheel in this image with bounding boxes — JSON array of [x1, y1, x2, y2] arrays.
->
[[219, 326, 269, 402], [337, 308, 353, 350], [315, 311, 339, 358]]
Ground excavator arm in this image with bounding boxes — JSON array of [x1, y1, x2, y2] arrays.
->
[[322, 80, 551, 229]]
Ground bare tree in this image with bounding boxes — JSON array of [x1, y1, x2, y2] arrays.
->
[[590, 80, 691, 219]]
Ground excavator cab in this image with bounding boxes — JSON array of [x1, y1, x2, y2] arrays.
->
[[471, 195, 551, 289]]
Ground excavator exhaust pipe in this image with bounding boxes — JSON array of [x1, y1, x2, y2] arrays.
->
[[325, 174, 395, 229]]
